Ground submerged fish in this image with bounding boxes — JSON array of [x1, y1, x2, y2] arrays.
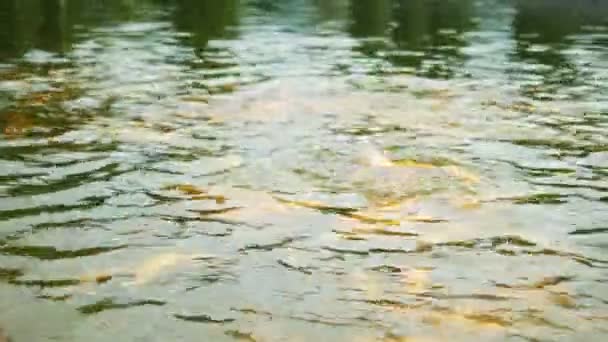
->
[[352, 145, 479, 205], [78, 252, 211, 287], [129, 253, 210, 286], [358, 145, 394, 167], [163, 184, 206, 195]]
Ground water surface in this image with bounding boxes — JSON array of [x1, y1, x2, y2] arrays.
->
[[1, 0, 608, 341]]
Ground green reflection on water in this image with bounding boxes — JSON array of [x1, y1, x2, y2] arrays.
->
[[0, 1, 607, 341]]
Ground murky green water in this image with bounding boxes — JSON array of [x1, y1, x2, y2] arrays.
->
[[0, 0, 607, 341]]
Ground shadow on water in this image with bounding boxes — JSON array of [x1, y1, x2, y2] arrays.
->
[[248, 0, 282, 13], [0, 0, 68, 60], [172, 0, 239, 52], [0, 0, 164, 62], [347, 0, 474, 78], [511, 0, 608, 100], [311, 0, 348, 24], [349, 0, 392, 38], [390, 0, 474, 78], [514, 0, 608, 44]]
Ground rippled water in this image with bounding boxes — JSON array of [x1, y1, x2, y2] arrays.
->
[[1, 0, 607, 341]]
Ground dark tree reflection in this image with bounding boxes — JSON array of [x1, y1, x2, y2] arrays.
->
[[172, 0, 239, 52], [511, 0, 608, 99]]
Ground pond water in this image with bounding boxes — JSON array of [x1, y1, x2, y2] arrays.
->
[[0, 0, 607, 341]]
